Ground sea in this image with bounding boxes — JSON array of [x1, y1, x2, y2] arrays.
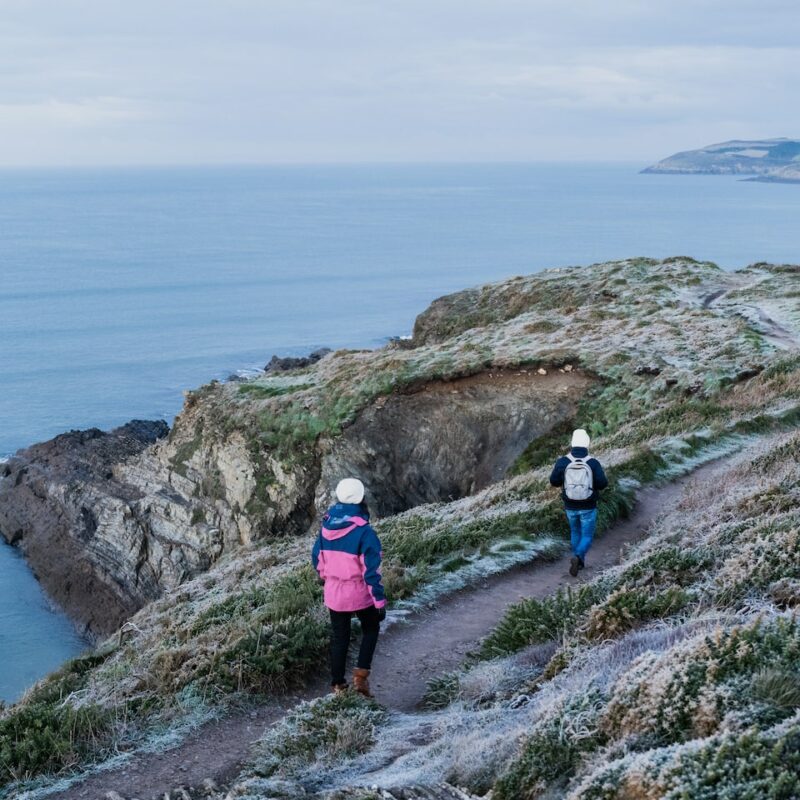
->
[[1, 162, 799, 702]]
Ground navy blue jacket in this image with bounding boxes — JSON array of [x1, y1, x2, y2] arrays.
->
[[549, 447, 608, 510]]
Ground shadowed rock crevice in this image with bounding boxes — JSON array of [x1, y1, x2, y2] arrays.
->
[[322, 368, 593, 517]]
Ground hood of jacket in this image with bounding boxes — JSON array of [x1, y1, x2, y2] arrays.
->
[[321, 503, 370, 540], [570, 446, 590, 459]]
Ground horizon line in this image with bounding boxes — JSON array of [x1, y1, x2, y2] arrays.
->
[[0, 158, 652, 171]]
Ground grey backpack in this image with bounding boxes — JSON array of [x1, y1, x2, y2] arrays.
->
[[564, 454, 594, 501]]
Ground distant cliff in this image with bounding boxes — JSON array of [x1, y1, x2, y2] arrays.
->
[[643, 138, 800, 180]]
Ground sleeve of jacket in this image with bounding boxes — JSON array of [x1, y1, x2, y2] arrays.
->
[[590, 459, 609, 491], [361, 527, 386, 608], [311, 532, 323, 578], [550, 457, 567, 487]]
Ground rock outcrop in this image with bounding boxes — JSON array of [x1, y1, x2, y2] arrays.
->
[[0, 368, 589, 635], [321, 369, 591, 516], [0, 421, 168, 636], [265, 347, 331, 372]]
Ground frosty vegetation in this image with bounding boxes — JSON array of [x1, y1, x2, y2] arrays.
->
[[1, 257, 798, 799]]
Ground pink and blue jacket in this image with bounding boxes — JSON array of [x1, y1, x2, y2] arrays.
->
[[311, 503, 386, 613]]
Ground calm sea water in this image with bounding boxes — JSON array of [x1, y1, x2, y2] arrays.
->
[[0, 162, 799, 701], [0, 542, 87, 702]]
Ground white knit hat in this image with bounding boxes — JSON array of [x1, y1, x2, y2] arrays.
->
[[335, 478, 365, 505], [571, 429, 590, 449]]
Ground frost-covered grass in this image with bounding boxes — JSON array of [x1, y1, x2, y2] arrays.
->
[[266, 431, 800, 799], [2, 257, 799, 792], [210, 427, 800, 797], [238, 693, 386, 797], [172, 257, 796, 526]]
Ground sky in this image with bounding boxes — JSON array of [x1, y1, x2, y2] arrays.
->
[[0, 0, 797, 166]]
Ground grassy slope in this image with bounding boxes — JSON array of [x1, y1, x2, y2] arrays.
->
[[1, 257, 797, 794], [226, 360, 800, 800]]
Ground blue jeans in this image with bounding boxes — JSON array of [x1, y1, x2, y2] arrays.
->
[[566, 508, 597, 560]]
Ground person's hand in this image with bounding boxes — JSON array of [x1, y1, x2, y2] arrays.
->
[[377, 606, 386, 622]]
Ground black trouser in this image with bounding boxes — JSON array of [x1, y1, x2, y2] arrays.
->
[[329, 606, 381, 686]]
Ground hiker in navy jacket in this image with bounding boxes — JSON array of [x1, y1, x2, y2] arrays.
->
[[312, 478, 386, 697], [550, 429, 608, 577]]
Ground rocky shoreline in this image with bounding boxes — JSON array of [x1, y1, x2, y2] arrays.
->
[[0, 421, 169, 636]]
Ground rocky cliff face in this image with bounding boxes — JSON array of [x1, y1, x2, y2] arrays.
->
[[0, 421, 168, 636], [320, 369, 591, 516], [0, 257, 791, 638]]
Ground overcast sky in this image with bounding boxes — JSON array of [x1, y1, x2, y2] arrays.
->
[[0, 0, 797, 166]]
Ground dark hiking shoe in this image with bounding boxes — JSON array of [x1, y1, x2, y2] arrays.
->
[[569, 556, 580, 577], [578, 557, 585, 571]]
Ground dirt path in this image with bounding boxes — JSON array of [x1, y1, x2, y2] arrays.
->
[[47, 463, 722, 800], [702, 286, 799, 350], [372, 464, 717, 711]]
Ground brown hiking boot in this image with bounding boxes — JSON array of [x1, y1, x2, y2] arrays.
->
[[352, 668, 373, 697], [569, 556, 580, 577], [331, 683, 348, 695]]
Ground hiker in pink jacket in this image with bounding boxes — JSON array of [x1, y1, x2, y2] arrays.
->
[[312, 478, 386, 697]]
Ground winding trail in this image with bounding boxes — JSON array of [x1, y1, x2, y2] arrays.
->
[[48, 461, 724, 800], [702, 286, 800, 350]]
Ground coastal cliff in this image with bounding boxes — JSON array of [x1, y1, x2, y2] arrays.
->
[[0, 369, 591, 637], [0, 421, 168, 635], [0, 257, 795, 637], [1, 256, 799, 798]]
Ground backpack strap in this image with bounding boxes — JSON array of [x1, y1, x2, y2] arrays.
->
[[567, 453, 591, 463]]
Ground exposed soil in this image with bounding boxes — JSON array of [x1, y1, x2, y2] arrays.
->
[[47, 460, 724, 800]]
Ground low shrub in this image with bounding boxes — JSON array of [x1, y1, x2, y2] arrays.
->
[[422, 672, 462, 710], [201, 566, 329, 693], [602, 617, 800, 744], [251, 693, 386, 780], [0, 702, 113, 782], [584, 585, 690, 641], [0, 651, 115, 781], [575, 725, 800, 800], [494, 691, 606, 800], [478, 582, 610, 659]]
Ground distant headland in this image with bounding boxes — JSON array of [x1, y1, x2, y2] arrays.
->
[[643, 138, 800, 183]]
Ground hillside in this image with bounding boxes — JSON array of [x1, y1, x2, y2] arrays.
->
[[0, 256, 799, 799], [746, 163, 800, 184], [642, 138, 800, 178]]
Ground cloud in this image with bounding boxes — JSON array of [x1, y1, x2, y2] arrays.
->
[[0, 1, 797, 164], [0, 96, 149, 128]]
